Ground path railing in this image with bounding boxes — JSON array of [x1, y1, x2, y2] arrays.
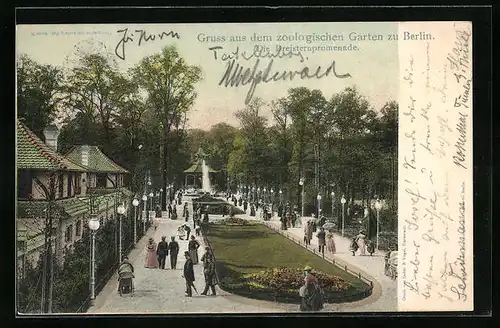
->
[[263, 222, 374, 289]]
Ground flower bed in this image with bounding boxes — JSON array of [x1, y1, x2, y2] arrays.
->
[[220, 267, 361, 303], [219, 217, 251, 225], [206, 224, 372, 304]]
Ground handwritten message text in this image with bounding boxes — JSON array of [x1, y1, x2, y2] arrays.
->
[[398, 22, 473, 311]]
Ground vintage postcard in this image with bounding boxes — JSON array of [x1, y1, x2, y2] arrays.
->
[[15, 20, 473, 314]]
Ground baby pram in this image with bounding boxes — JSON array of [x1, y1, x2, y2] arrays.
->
[[118, 262, 135, 296], [177, 225, 187, 240]]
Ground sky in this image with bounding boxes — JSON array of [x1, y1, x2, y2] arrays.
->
[[16, 22, 399, 130]]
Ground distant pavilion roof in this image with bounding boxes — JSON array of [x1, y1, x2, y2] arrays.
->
[[64, 145, 129, 174], [16, 121, 87, 172], [183, 159, 218, 174]]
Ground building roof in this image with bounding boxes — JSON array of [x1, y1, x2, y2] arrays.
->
[[16, 121, 87, 172], [184, 159, 218, 173], [64, 145, 129, 174]]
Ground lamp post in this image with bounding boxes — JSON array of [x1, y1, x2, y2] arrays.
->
[[263, 188, 267, 203], [299, 178, 305, 217], [159, 188, 163, 209], [375, 199, 382, 251], [341, 195, 346, 237], [316, 194, 322, 218], [149, 192, 154, 217], [88, 217, 100, 301], [132, 198, 139, 244], [279, 189, 283, 205], [142, 194, 147, 233], [117, 204, 125, 261], [330, 191, 335, 220]]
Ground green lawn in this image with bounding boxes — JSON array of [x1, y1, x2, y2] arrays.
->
[[204, 223, 370, 301]]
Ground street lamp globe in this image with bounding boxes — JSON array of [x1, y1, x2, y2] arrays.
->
[[117, 204, 125, 215], [142, 195, 148, 201], [341, 195, 346, 204], [160, 188, 163, 192], [149, 192, 153, 197], [263, 188, 266, 192], [257, 187, 260, 192], [88, 217, 100, 231], [317, 194, 322, 201], [270, 189, 273, 193], [375, 199, 382, 211], [138, 144, 143, 150], [132, 198, 139, 207], [299, 178, 304, 186], [331, 191, 335, 197], [279, 189, 282, 194], [148, 181, 152, 186]]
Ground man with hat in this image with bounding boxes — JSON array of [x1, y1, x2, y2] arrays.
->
[[201, 252, 218, 296], [182, 251, 195, 297], [168, 236, 179, 269], [156, 236, 169, 269], [200, 246, 212, 267]]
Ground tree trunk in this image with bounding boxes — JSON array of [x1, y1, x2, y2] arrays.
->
[[162, 124, 170, 211]]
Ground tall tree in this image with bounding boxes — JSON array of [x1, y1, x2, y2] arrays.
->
[[60, 53, 133, 146], [270, 99, 292, 186], [132, 45, 202, 210], [285, 87, 327, 206], [17, 54, 63, 139]]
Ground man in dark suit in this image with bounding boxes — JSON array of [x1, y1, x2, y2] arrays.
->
[[156, 236, 169, 269], [168, 236, 179, 269], [182, 251, 195, 297]]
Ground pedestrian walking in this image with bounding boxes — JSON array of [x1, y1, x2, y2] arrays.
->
[[182, 251, 195, 297], [168, 204, 172, 218], [144, 238, 158, 268], [350, 237, 359, 256], [156, 236, 169, 269], [196, 207, 202, 221], [326, 230, 336, 254], [184, 224, 191, 240], [188, 235, 201, 264], [367, 240, 375, 256], [168, 236, 179, 269], [317, 227, 326, 255], [299, 266, 324, 312], [201, 254, 218, 296], [200, 246, 213, 268], [356, 230, 367, 255], [307, 221, 313, 245]]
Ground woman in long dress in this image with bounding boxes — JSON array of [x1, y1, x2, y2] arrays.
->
[[356, 231, 367, 255], [326, 230, 336, 254], [145, 238, 158, 268], [307, 221, 314, 245], [188, 235, 201, 264]]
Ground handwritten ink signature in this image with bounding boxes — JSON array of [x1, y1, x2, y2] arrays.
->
[[115, 28, 180, 60], [209, 45, 306, 63], [218, 59, 351, 105]]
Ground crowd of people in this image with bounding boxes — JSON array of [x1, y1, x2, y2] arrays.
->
[[141, 233, 217, 297], [118, 188, 385, 310]]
